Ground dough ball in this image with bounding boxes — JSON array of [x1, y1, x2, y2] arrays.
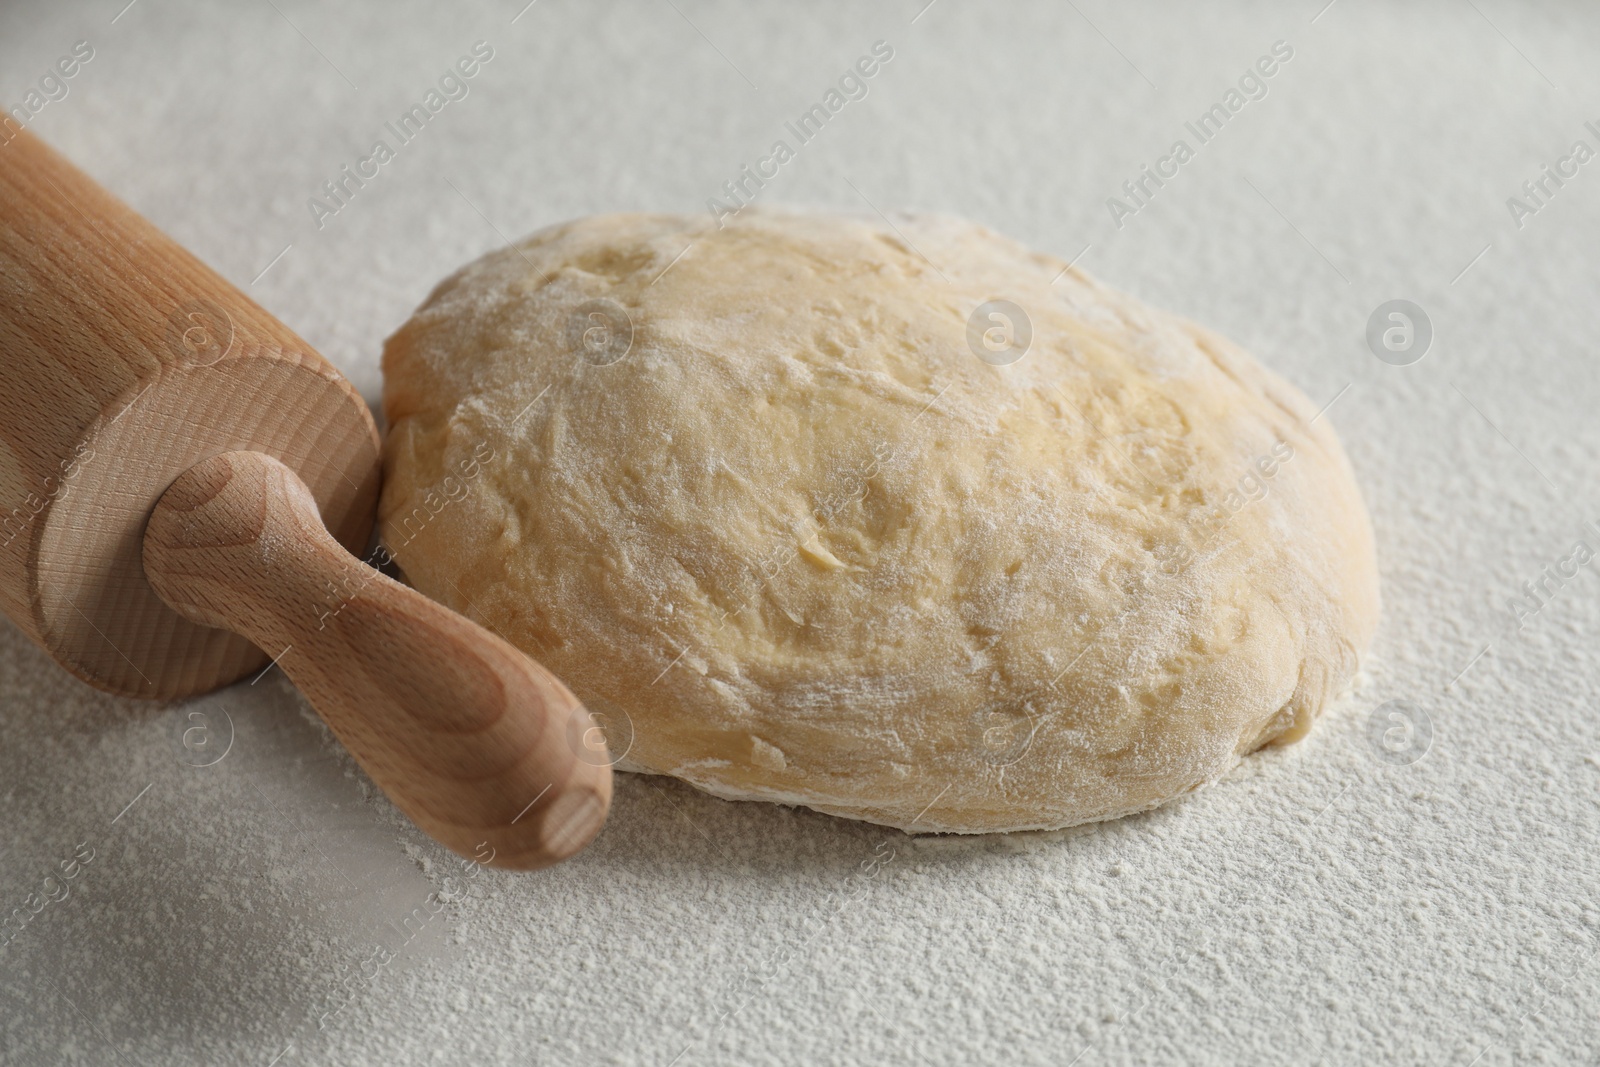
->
[[379, 209, 1379, 834]]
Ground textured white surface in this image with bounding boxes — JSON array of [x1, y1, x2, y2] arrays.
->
[[2, 2, 1599, 1064]]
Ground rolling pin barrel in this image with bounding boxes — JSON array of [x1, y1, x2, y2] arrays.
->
[[0, 127, 381, 697], [0, 130, 610, 869]]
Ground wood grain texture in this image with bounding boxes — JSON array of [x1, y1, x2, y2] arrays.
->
[[0, 127, 379, 696], [144, 451, 612, 869]]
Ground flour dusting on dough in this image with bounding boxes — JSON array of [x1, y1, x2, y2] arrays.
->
[[379, 209, 1379, 833]]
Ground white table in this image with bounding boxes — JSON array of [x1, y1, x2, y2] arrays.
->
[[3, 1, 1597, 1063]]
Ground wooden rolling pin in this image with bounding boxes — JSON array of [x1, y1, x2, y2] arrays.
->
[[0, 130, 610, 870]]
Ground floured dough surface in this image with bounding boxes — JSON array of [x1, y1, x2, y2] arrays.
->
[[379, 209, 1379, 834]]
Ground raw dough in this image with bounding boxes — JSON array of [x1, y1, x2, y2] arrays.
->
[[379, 208, 1379, 834]]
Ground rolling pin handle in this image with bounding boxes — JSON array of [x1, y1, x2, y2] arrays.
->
[[142, 450, 612, 870]]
